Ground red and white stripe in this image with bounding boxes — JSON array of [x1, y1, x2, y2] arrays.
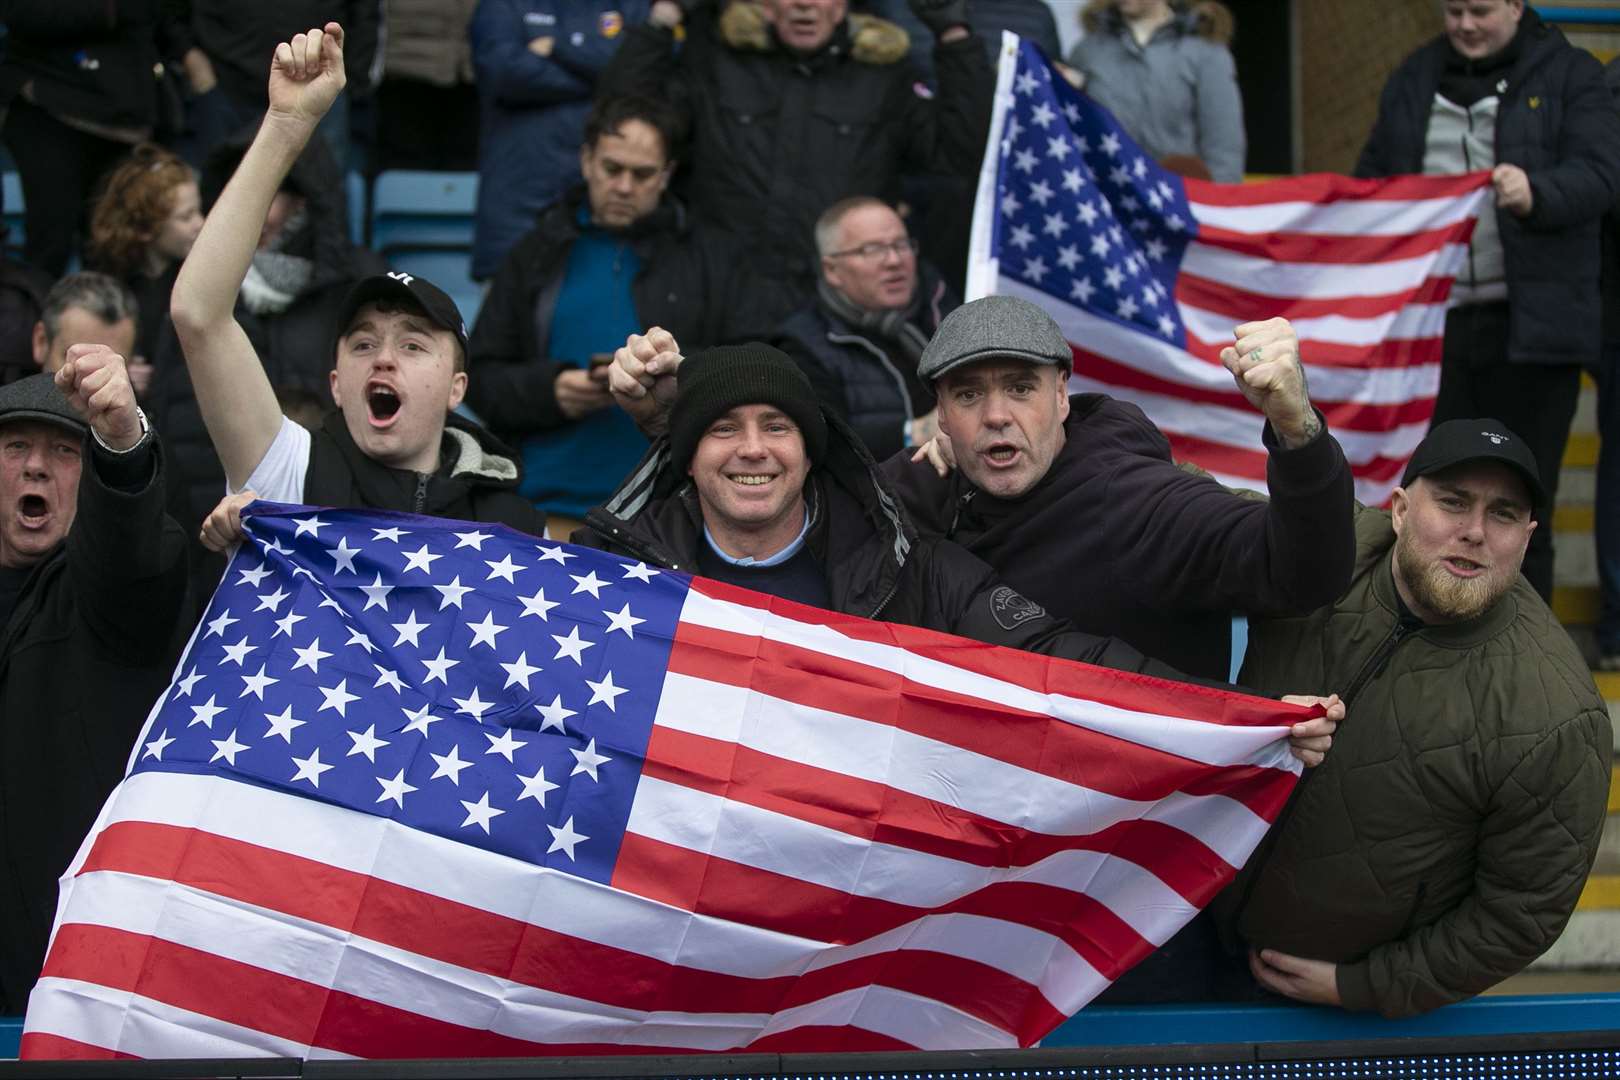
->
[[25, 580, 1304, 1060], [970, 105, 1492, 506]]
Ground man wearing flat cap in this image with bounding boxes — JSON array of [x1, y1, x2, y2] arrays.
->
[[0, 351, 190, 1011], [1215, 419, 1612, 1018]]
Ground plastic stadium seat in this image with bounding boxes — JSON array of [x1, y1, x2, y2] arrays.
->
[[384, 249, 484, 328], [370, 170, 478, 252], [370, 171, 481, 324]]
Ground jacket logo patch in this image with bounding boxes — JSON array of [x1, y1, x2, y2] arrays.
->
[[524, 12, 556, 25], [1528, 96, 1541, 110], [990, 586, 1045, 630], [601, 11, 624, 38]]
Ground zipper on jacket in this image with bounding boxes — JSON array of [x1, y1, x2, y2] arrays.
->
[[1227, 617, 1418, 931], [869, 579, 900, 621], [947, 490, 976, 538], [412, 474, 429, 514]]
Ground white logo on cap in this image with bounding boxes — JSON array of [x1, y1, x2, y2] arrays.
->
[[1482, 430, 1508, 445], [386, 271, 415, 287]]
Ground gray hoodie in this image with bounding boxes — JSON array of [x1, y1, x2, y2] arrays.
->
[[1065, 0, 1245, 182]]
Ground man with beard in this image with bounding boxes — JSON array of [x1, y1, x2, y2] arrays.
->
[[1214, 419, 1612, 1017]]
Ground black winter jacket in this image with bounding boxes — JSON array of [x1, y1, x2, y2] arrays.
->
[[0, 0, 184, 131], [172, 1, 381, 108], [466, 189, 736, 438], [774, 265, 956, 461], [599, 2, 994, 337], [0, 439, 190, 1012], [1355, 9, 1620, 366], [303, 411, 548, 538], [577, 411, 1191, 678], [880, 394, 1357, 679]]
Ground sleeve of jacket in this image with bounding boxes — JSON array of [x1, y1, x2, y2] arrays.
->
[[471, 0, 596, 106], [342, 0, 382, 95], [1353, 73, 1405, 179], [926, 539, 1213, 684], [68, 438, 191, 664], [596, 20, 681, 103], [901, 33, 996, 181], [1336, 705, 1613, 1017], [1194, 42, 1246, 183], [1522, 52, 1620, 233], [1102, 412, 1356, 618], [465, 244, 570, 433]]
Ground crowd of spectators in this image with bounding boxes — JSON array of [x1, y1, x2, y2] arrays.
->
[[0, 0, 1613, 1035]]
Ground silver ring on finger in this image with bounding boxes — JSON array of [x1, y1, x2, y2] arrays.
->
[[1248, 348, 1264, 365]]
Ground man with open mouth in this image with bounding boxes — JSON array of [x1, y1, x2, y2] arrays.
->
[[170, 23, 545, 541], [1218, 419, 1611, 1018], [0, 351, 190, 1013]]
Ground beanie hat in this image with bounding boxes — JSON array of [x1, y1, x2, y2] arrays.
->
[[0, 373, 88, 438], [668, 344, 829, 473]]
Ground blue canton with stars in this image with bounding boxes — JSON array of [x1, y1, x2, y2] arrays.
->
[[132, 504, 689, 885], [993, 39, 1198, 346]]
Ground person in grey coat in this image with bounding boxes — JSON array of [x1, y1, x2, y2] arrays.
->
[[1065, 0, 1244, 182]]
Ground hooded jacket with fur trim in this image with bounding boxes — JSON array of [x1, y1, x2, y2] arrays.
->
[[1066, 0, 1245, 182], [598, 0, 994, 339]]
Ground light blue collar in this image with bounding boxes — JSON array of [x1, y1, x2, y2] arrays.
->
[[703, 505, 812, 567]]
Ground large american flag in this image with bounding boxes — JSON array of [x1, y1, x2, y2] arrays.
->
[[24, 504, 1309, 1059], [970, 36, 1493, 504]]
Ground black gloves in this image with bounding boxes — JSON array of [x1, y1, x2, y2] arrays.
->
[[907, 0, 970, 36]]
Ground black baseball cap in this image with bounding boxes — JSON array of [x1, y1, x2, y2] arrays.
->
[[331, 271, 469, 357], [1400, 418, 1546, 512]]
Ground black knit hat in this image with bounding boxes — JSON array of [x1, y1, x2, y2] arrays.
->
[[668, 344, 829, 473], [0, 373, 87, 438]]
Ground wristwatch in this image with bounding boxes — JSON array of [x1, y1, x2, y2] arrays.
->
[[92, 406, 152, 455]]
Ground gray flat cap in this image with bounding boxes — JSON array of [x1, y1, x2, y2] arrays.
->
[[918, 295, 1072, 382], [0, 373, 87, 436]]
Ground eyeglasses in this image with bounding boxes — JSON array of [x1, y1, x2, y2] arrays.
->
[[825, 237, 919, 261]]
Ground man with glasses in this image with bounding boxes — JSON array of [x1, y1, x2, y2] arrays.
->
[[775, 197, 956, 460]]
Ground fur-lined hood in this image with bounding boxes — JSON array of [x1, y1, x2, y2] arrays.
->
[[719, 0, 910, 64], [1081, 0, 1234, 46]]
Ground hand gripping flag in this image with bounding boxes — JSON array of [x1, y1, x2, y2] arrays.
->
[[970, 35, 1493, 505], [24, 504, 1312, 1059]]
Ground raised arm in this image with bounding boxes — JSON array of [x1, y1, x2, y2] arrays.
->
[[169, 22, 347, 490]]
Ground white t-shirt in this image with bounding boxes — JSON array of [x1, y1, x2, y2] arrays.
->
[[235, 416, 312, 503]]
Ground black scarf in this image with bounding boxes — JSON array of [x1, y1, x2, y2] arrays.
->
[[815, 279, 931, 368]]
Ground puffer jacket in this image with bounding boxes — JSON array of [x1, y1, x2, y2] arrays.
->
[[599, 1, 994, 338], [1066, 0, 1244, 182], [774, 264, 956, 461], [470, 0, 652, 280], [576, 410, 1190, 677], [1216, 507, 1612, 1017], [1355, 8, 1620, 367]]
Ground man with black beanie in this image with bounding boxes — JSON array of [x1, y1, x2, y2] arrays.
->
[[576, 341, 1338, 778]]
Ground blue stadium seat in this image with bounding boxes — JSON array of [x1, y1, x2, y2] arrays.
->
[[370, 170, 478, 252], [370, 171, 481, 325], [2, 172, 24, 253]]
